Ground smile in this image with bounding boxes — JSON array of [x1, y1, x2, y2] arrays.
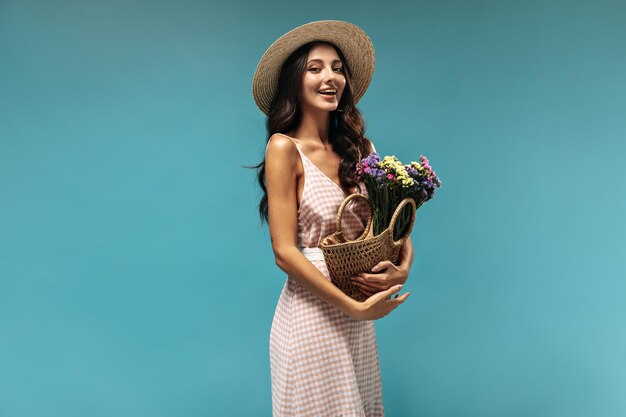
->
[[318, 92, 337, 99]]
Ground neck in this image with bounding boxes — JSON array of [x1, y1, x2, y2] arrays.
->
[[294, 106, 332, 145]]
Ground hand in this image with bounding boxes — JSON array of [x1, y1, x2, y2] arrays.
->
[[347, 284, 410, 321], [349, 260, 409, 298]]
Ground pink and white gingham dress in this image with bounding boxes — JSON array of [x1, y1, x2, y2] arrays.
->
[[268, 133, 385, 417]]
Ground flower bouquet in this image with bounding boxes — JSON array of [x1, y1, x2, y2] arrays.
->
[[356, 153, 442, 241], [320, 151, 442, 301]]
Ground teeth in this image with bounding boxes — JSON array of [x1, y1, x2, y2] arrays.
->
[[318, 89, 336, 93]]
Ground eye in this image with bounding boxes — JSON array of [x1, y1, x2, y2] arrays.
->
[[308, 67, 343, 73]]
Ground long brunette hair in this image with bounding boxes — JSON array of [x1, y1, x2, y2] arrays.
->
[[246, 41, 373, 225]]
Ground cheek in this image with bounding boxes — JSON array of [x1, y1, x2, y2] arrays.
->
[[302, 81, 317, 95], [302, 74, 317, 86]]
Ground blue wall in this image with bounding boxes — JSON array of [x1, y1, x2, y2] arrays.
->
[[1, 0, 625, 416]]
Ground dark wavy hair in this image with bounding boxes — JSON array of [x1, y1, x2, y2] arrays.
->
[[245, 40, 373, 226]]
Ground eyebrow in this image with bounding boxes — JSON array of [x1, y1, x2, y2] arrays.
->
[[307, 58, 342, 65]]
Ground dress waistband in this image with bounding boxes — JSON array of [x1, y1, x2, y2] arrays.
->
[[298, 246, 325, 261]]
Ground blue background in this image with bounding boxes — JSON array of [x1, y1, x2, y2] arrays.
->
[[1, 0, 625, 416]]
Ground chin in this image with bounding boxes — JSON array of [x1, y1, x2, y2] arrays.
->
[[310, 104, 338, 113], [303, 97, 341, 112]]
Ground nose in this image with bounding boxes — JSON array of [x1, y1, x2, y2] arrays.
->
[[323, 68, 341, 87]]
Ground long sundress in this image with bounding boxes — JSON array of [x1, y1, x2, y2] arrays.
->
[[267, 133, 385, 417]]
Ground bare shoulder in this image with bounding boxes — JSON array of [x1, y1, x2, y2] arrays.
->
[[265, 134, 301, 175], [366, 138, 377, 153], [266, 133, 295, 155]]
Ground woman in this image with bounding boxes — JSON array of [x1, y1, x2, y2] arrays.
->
[[251, 20, 415, 416]]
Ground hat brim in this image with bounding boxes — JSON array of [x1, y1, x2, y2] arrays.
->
[[252, 20, 375, 116]]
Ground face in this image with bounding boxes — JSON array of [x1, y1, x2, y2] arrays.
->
[[300, 43, 346, 113]]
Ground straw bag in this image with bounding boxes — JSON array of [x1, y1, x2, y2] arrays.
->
[[320, 193, 417, 302]]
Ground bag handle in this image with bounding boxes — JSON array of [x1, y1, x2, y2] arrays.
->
[[388, 197, 417, 244], [335, 193, 374, 242]]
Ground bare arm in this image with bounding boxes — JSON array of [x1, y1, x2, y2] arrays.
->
[[265, 134, 359, 316], [398, 236, 414, 279], [369, 139, 377, 154]]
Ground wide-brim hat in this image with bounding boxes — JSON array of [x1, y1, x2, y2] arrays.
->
[[252, 20, 375, 116]]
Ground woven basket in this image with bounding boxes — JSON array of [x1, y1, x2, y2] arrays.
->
[[320, 193, 416, 302]]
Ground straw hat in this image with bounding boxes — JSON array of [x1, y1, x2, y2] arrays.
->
[[252, 20, 375, 116]]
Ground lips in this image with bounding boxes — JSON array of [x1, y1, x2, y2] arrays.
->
[[318, 93, 337, 101], [318, 88, 337, 96], [318, 90, 337, 100]]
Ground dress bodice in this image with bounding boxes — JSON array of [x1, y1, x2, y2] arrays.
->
[[267, 133, 370, 248]]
